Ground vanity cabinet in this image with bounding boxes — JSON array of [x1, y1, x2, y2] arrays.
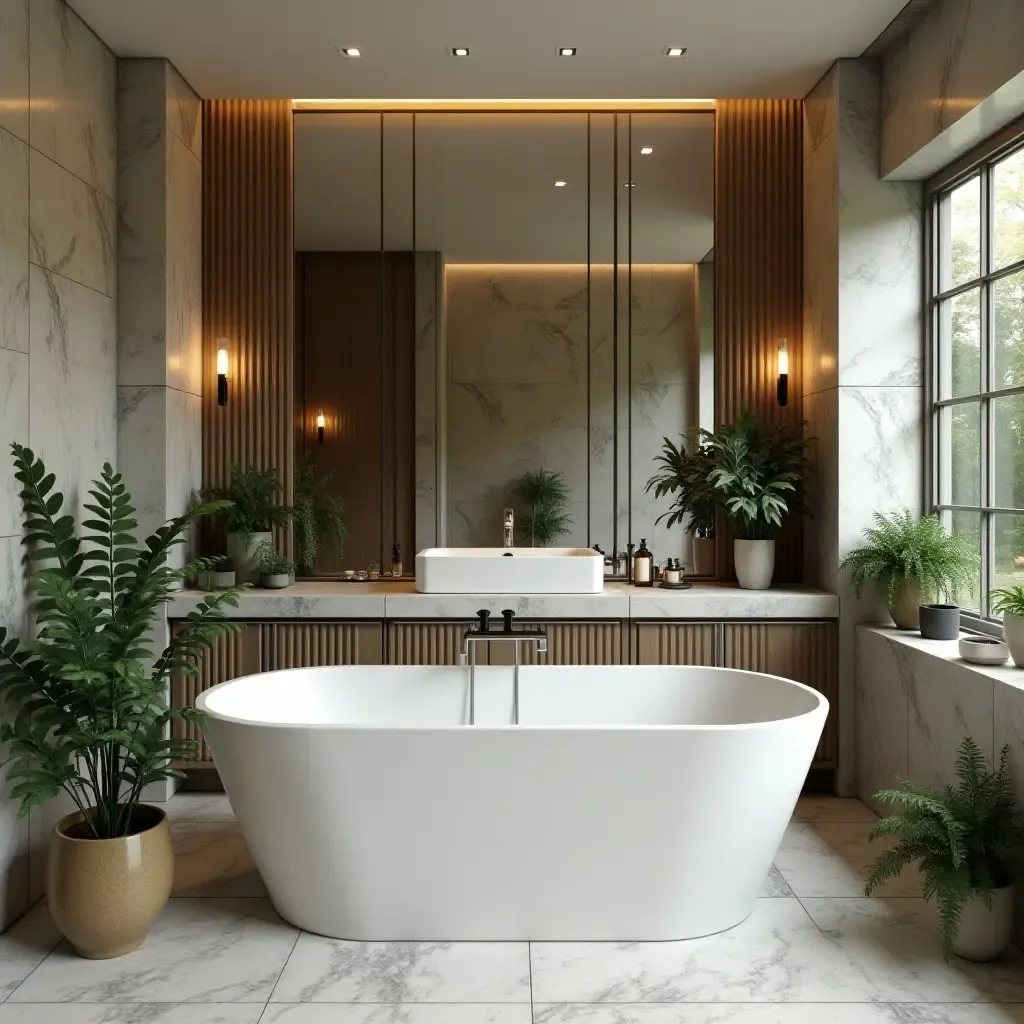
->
[[634, 623, 717, 666]]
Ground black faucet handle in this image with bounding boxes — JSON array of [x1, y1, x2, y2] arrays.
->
[[476, 609, 491, 633], [502, 609, 515, 633]]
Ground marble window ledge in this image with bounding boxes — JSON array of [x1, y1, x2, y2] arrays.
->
[[166, 582, 839, 621]]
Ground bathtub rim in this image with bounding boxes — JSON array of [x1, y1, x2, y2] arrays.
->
[[194, 663, 829, 732]]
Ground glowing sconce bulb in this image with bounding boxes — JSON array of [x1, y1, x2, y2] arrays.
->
[[216, 344, 229, 406], [316, 410, 326, 445], [776, 338, 789, 407]]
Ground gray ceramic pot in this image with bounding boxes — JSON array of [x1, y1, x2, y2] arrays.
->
[[919, 603, 960, 641]]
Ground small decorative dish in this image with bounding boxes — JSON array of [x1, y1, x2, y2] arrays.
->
[[658, 581, 693, 591], [959, 635, 1010, 666]]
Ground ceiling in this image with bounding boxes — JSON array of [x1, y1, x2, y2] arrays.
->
[[294, 112, 714, 263], [68, 0, 908, 100]]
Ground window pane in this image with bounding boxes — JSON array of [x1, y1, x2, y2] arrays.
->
[[994, 268, 1024, 389], [993, 392, 1024, 508], [945, 510, 981, 612], [941, 176, 981, 290], [993, 514, 1024, 600], [994, 146, 1024, 271], [945, 403, 981, 505], [939, 288, 981, 397]]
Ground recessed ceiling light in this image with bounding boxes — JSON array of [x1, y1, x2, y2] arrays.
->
[[554, 180, 568, 187], [338, 46, 362, 58], [452, 47, 470, 57], [559, 47, 577, 57], [664, 46, 686, 57], [640, 146, 654, 155]]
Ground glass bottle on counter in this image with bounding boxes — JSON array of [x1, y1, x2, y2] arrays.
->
[[391, 543, 402, 578], [633, 539, 654, 587]]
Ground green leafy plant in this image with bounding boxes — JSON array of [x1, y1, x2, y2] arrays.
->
[[0, 444, 249, 839], [293, 455, 346, 573], [202, 465, 291, 537], [701, 414, 810, 540], [991, 586, 1024, 618], [645, 437, 717, 538], [865, 737, 1024, 958], [255, 541, 297, 577], [840, 508, 978, 606], [513, 468, 573, 547]]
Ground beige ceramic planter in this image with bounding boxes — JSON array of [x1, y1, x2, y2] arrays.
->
[[888, 578, 934, 631], [48, 805, 173, 959]]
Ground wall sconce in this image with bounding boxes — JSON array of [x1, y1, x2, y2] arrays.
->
[[776, 338, 789, 408], [216, 343, 229, 407], [316, 410, 326, 445]]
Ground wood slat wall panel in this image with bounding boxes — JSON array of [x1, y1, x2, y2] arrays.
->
[[386, 622, 470, 665], [487, 623, 624, 666], [634, 623, 717, 666], [202, 100, 295, 554], [723, 622, 838, 767], [715, 100, 804, 583], [261, 622, 383, 669]]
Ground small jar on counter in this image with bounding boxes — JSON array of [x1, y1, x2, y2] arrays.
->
[[664, 560, 680, 584]]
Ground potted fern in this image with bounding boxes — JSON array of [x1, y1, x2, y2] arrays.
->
[[990, 586, 1024, 667], [701, 414, 810, 590], [865, 738, 1023, 961], [256, 541, 297, 589], [645, 437, 717, 576], [840, 509, 977, 631], [513, 468, 573, 547], [293, 455, 346, 576], [0, 444, 247, 959], [202, 465, 291, 584]]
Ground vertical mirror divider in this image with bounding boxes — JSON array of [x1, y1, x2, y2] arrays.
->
[[586, 113, 592, 547]]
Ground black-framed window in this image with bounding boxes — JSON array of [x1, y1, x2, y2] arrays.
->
[[929, 134, 1024, 619]]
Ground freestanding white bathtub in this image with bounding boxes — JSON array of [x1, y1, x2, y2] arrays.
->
[[197, 664, 827, 941]]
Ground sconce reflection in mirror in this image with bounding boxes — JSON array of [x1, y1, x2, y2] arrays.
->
[[216, 343, 229, 406], [776, 338, 788, 408], [317, 410, 326, 445]]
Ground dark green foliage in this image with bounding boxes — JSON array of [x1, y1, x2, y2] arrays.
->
[[513, 468, 573, 547], [865, 738, 1024, 958], [645, 436, 716, 538], [840, 508, 979, 606], [0, 444, 249, 839], [991, 585, 1024, 618], [293, 455, 346, 572], [202, 464, 291, 536], [255, 541, 297, 577]]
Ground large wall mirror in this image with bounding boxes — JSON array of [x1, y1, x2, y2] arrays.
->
[[293, 109, 714, 576]]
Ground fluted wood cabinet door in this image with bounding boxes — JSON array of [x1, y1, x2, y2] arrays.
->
[[723, 622, 839, 767], [634, 623, 717, 666], [261, 622, 383, 669], [170, 623, 261, 763], [487, 622, 624, 666], [386, 622, 471, 665]]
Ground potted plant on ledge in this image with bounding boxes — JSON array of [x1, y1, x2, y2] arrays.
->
[[0, 444, 247, 959], [702, 414, 810, 590], [840, 509, 977, 631], [256, 541, 297, 589], [293, 454, 346, 576], [865, 737, 1023, 962], [990, 586, 1024, 666]]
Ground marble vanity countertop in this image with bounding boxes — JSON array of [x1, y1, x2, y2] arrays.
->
[[168, 581, 838, 621]]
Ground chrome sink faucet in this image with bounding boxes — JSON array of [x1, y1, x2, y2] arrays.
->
[[503, 507, 515, 548]]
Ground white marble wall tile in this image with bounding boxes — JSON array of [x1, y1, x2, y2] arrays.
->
[[536, 1008, 1024, 1024], [445, 267, 588, 314], [802, 130, 838, 398], [0, 0, 28, 143], [28, 0, 116, 199], [0, 348, 29, 535], [167, 387, 202, 517], [28, 787, 74, 905], [0, 127, 29, 354], [166, 62, 201, 159], [29, 263, 114, 375], [116, 385, 166, 539], [0, 1009, 267, 1024], [166, 134, 202, 396], [29, 149, 116, 297], [993, 682, 1024, 947], [414, 252, 440, 550]]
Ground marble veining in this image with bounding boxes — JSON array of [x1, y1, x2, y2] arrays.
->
[[0, 127, 29, 355], [0, 0, 29, 144], [0, 349, 28, 536]]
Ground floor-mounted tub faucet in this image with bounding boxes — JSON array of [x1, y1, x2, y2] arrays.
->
[[461, 609, 547, 726], [503, 508, 515, 548]]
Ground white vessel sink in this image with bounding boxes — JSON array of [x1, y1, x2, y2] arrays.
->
[[416, 547, 604, 594]]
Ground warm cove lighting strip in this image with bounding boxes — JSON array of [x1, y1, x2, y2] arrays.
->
[[293, 98, 715, 112]]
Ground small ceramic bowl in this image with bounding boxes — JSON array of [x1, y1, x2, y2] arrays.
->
[[959, 635, 1010, 666]]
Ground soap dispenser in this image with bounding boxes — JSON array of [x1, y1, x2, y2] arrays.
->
[[633, 539, 654, 587]]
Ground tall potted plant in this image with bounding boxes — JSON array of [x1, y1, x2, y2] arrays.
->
[[293, 455, 346, 576], [840, 509, 977, 630], [645, 437, 717, 576], [203, 465, 291, 583], [702, 415, 810, 590], [513, 468, 573, 547], [0, 444, 247, 959], [865, 738, 1024, 961]]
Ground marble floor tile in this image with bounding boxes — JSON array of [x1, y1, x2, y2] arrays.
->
[[269, 937, 530, 1004], [8, 899, 298, 1003], [801, 897, 1024, 1003], [0, 903, 62, 1000], [533, 1006, 1024, 1023], [774, 820, 921, 897], [793, 797, 876, 823], [261, 1006, 532, 1024], [761, 866, 793, 897], [0, 1007, 265, 1023], [164, 793, 236, 822], [171, 823, 266, 897]]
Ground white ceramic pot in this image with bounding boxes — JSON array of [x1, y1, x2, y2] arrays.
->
[[1004, 614, 1024, 668], [734, 539, 775, 590], [226, 531, 272, 585], [261, 573, 293, 589], [211, 570, 236, 589], [692, 537, 715, 577], [888, 578, 930, 631], [952, 885, 1014, 962]]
